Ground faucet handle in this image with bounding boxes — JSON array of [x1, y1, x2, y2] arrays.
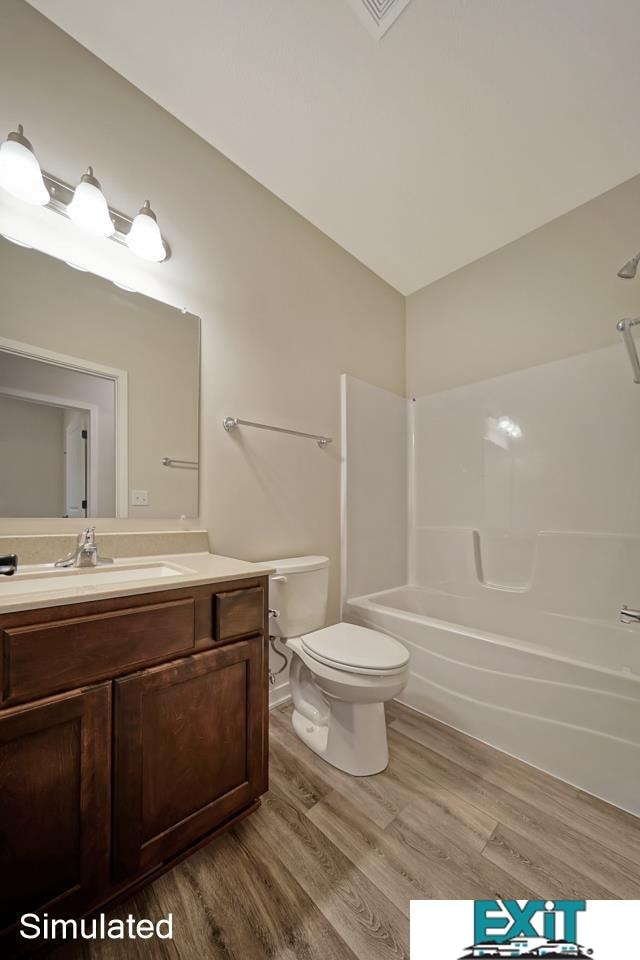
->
[[0, 554, 18, 576]]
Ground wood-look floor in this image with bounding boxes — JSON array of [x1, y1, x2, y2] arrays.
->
[[52, 701, 640, 960]]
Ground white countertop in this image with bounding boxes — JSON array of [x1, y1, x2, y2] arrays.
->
[[0, 552, 275, 615]]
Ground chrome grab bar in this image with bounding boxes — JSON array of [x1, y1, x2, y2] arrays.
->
[[620, 606, 640, 624]]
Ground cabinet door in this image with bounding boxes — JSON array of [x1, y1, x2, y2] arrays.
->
[[113, 637, 265, 881], [0, 683, 111, 933]]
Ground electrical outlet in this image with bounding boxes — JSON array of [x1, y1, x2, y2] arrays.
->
[[131, 489, 149, 506]]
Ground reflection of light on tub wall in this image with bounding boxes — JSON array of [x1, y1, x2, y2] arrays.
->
[[497, 416, 522, 438], [485, 415, 523, 448]]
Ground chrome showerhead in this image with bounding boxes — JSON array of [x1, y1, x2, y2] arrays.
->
[[617, 252, 640, 279]]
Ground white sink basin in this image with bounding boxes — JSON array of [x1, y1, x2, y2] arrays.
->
[[0, 562, 191, 598]]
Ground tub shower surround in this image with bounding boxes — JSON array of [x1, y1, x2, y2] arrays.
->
[[342, 347, 640, 815]]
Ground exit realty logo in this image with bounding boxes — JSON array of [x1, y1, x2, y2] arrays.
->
[[463, 901, 592, 959], [410, 900, 640, 960]]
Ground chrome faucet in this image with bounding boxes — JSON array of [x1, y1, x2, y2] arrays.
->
[[620, 606, 640, 625], [0, 554, 18, 576], [54, 527, 114, 569]]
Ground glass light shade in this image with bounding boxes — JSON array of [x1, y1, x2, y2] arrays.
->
[[127, 201, 166, 262], [67, 169, 114, 237], [0, 128, 49, 205], [2, 234, 33, 248]]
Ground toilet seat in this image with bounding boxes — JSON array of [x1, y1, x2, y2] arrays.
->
[[301, 622, 409, 677]]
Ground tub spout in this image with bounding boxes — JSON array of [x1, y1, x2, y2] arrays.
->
[[620, 606, 640, 624]]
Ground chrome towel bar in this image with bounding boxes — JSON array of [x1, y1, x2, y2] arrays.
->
[[161, 457, 199, 468], [223, 416, 332, 449], [617, 318, 640, 384]]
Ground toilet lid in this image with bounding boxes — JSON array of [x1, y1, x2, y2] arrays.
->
[[301, 622, 409, 673]]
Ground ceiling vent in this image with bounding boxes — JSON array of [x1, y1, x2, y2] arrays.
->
[[346, 0, 415, 39]]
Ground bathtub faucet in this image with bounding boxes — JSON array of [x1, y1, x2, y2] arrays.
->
[[620, 606, 640, 624]]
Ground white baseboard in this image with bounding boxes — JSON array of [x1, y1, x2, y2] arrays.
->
[[269, 681, 291, 709]]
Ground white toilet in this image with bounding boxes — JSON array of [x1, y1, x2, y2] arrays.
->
[[265, 555, 410, 776]]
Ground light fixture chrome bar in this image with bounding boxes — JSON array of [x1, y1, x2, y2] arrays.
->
[[42, 170, 171, 260], [617, 318, 640, 384], [161, 457, 198, 468], [223, 416, 332, 449]]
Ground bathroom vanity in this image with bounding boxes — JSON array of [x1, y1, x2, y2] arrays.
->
[[0, 209, 277, 947], [0, 554, 272, 945]]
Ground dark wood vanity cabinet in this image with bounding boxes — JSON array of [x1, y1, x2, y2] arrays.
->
[[0, 683, 111, 931], [0, 575, 269, 943], [112, 637, 265, 881]]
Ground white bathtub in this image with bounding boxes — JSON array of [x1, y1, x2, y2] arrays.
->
[[345, 585, 640, 815]]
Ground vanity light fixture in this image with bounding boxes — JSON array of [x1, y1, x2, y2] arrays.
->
[[67, 167, 115, 237], [126, 201, 166, 262], [1, 233, 33, 248], [0, 125, 49, 206], [0, 123, 170, 261], [64, 260, 90, 272]]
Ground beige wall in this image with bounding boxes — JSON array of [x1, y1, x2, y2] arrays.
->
[[0, 348, 116, 516], [0, 395, 65, 517], [406, 175, 640, 397], [0, 0, 405, 620]]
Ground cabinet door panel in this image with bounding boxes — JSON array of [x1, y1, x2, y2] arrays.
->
[[113, 638, 264, 881], [141, 659, 247, 840], [0, 684, 110, 933]]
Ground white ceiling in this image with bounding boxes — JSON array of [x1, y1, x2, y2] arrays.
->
[[27, 0, 640, 294]]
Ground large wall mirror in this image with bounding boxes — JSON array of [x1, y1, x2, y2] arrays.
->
[[0, 237, 199, 518]]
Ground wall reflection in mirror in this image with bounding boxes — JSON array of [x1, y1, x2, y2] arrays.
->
[[0, 236, 199, 518]]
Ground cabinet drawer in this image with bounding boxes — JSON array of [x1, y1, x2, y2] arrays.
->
[[215, 586, 264, 641], [2, 598, 196, 703]]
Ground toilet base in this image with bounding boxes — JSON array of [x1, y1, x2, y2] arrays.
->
[[291, 699, 389, 776]]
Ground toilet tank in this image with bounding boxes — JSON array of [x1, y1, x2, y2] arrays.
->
[[264, 556, 329, 638]]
